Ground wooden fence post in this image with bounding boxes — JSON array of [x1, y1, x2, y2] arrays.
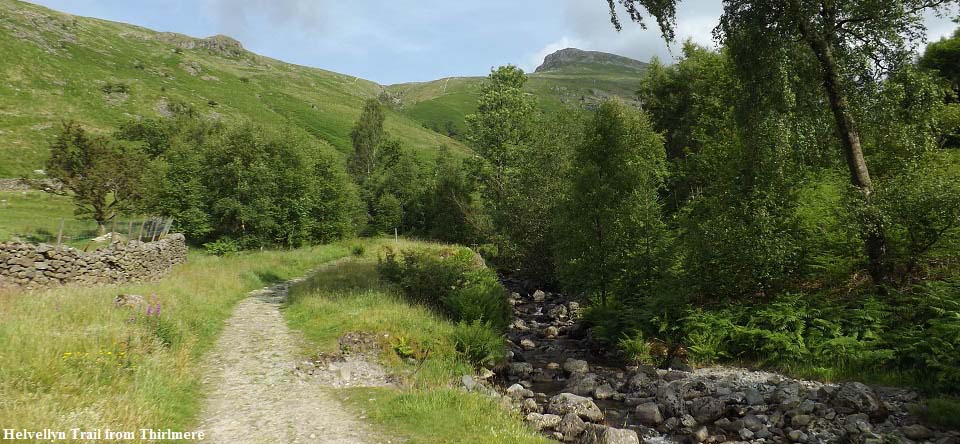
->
[[56, 218, 64, 246]]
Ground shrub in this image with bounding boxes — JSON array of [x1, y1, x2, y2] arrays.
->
[[453, 320, 506, 369], [204, 239, 240, 256], [617, 332, 654, 365], [378, 247, 510, 332], [350, 244, 366, 257]]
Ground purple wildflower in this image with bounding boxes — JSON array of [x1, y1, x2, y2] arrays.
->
[[153, 302, 161, 317], [146, 304, 154, 317]]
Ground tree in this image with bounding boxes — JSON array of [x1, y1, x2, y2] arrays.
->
[[348, 98, 386, 184], [559, 100, 668, 304], [465, 65, 536, 207], [608, 0, 959, 284], [46, 121, 145, 233], [920, 27, 960, 95]]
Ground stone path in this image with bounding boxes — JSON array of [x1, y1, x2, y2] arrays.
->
[[196, 276, 383, 444]]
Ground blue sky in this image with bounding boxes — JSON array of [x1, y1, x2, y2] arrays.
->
[[28, 0, 960, 85]]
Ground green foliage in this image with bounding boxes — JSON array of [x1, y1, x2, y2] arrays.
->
[[128, 116, 360, 248], [45, 121, 146, 230], [378, 247, 510, 331], [452, 320, 507, 369], [558, 99, 668, 303], [203, 238, 240, 256], [617, 332, 654, 366], [919, 398, 960, 429], [348, 98, 386, 184]]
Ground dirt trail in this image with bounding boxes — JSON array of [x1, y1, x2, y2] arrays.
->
[[196, 277, 383, 444]]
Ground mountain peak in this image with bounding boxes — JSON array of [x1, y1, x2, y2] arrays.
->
[[534, 48, 648, 74]]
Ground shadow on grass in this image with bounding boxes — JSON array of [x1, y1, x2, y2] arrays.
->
[[289, 259, 382, 300]]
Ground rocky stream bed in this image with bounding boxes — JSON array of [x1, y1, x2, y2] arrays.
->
[[463, 283, 960, 444]]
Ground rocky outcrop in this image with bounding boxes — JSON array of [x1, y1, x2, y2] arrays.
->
[[0, 234, 187, 289], [534, 48, 648, 74]]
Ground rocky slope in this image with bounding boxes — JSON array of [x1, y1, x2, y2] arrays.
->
[[535, 48, 649, 74], [471, 285, 960, 444]]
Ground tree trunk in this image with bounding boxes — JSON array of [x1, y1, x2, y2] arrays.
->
[[805, 34, 888, 284]]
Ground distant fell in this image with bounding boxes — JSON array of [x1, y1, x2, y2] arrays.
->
[[535, 48, 648, 74]]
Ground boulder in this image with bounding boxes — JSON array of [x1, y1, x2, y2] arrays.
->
[[508, 362, 534, 380], [565, 373, 601, 397], [556, 413, 586, 441], [902, 424, 932, 441], [563, 358, 590, 375], [656, 380, 686, 418], [533, 290, 547, 302], [547, 393, 604, 423], [580, 424, 640, 444], [520, 339, 537, 350], [593, 383, 616, 400], [525, 412, 562, 431], [831, 382, 887, 419], [635, 402, 663, 426], [690, 396, 724, 424]]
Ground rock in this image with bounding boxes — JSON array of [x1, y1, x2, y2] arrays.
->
[[788, 430, 808, 442], [521, 398, 541, 414], [547, 304, 569, 319], [739, 428, 755, 440], [543, 326, 560, 338], [546, 393, 604, 423], [556, 413, 586, 441], [679, 414, 697, 428], [114, 293, 145, 309], [511, 319, 530, 331], [594, 383, 616, 400], [667, 356, 693, 372], [563, 358, 590, 375], [903, 424, 933, 441], [520, 339, 537, 350], [565, 373, 601, 397], [533, 290, 547, 302], [580, 425, 640, 444], [508, 362, 534, 379], [690, 396, 724, 424], [656, 380, 686, 418], [461, 375, 478, 391], [745, 387, 765, 405], [635, 402, 663, 426], [792, 414, 814, 427], [507, 383, 534, 399], [691, 426, 709, 443], [525, 412, 562, 431], [831, 382, 887, 420]]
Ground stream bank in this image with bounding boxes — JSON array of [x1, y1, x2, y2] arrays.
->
[[478, 283, 959, 444]]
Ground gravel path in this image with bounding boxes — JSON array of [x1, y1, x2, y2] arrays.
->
[[196, 277, 381, 444]]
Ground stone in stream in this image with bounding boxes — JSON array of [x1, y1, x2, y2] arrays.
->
[[547, 304, 568, 319], [508, 362, 534, 380], [533, 290, 547, 302], [902, 424, 933, 441], [556, 413, 586, 442], [564, 372, 601, 397], [543, 326, 560, 338], [580, 424, 640, 444], [593, 383, 616, 400], [656, 380, 686, 418], [521, 397, 541, 414], [690, 396, 724, 424], [520, 338, 537, 350], [507, 383, 535, 399], [546, 393, 604, 423], [634, 402, 663, 426], [562, 358, 590, 375]]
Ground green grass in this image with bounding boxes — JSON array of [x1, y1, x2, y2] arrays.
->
[[0, 244, 349, 433], [387, 63, 646, 140], [283, 238, 547, 444], [918, 398, 960, 429], [0, 190, 76, 242], [0, 0, 466, 177]]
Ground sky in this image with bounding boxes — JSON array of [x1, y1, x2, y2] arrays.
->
[[28, 0, 960, 85]]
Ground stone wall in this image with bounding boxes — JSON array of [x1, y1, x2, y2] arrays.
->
[[0, 234, 187, 289]]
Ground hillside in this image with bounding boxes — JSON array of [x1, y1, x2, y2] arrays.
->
[[387, 48, 648, 138], [0, 0, 465, 177]]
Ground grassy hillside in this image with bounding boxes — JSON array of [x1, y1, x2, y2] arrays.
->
[[0, 0, 465, 177], [387, 52, 647, 138]]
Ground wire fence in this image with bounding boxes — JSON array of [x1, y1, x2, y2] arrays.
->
[[14, 217, 175, 247]]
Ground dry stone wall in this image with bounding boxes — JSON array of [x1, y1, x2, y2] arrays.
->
[[0, 234, 187, 289]]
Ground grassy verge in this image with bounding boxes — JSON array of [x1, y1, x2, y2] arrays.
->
[[283, 239, 547, 444], [0, 191, 75, 242], [0, 245, 348, 433]]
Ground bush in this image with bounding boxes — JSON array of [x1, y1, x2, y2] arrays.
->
[[350, 244, 366, 257], [453, 320, 507, 369], [378, 247, 510, 331], [204, 238, 240, 256], [617, 332, 654, 365]]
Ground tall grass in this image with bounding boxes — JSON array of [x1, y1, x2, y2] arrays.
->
[[0, 245, 348, 433]]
